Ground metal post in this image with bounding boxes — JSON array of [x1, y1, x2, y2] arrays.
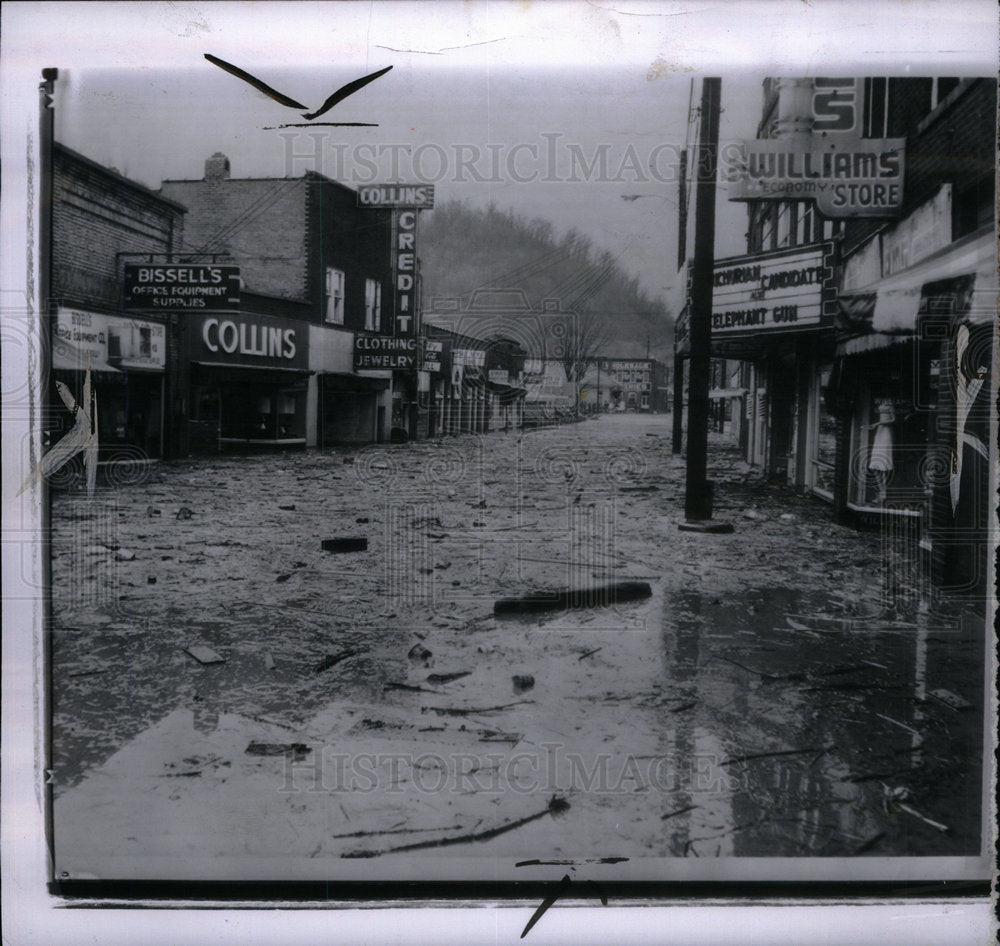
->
[[682, 78, 730, 530]]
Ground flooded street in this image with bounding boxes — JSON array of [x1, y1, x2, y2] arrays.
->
[[49, 414, 985, 876]]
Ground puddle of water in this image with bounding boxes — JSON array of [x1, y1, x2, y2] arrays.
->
[[657, 588, 985, 856]]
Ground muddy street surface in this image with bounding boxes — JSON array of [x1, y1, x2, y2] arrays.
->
[[50, 414, 986, 875]]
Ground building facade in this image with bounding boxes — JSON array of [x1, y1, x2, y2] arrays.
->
[[160, 154, 396, 451], [688, 76, 997, 608], [50, 143, 187, 465]]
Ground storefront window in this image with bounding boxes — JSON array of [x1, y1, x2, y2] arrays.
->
[[810, 365, 836, 498], [325, 268, 345, 325]]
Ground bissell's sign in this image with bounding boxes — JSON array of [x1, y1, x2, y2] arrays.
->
[[191, 312, 308, 369], [712, 244, 834, 337], [125, 264, 240, 310], [354, 335, 418, 371]]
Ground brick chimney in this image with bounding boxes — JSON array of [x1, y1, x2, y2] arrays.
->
[[205, 152, 231, 181]]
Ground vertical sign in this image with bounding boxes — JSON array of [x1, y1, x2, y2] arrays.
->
[[394, 209, 417, 337]]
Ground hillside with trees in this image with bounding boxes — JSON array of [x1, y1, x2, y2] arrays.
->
[[418, 201, 673, 360]]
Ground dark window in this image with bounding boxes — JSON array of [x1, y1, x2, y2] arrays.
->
[[953, 173, 995, 240]]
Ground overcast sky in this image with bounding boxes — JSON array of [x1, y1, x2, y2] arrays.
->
[[8, 0, 998, 318]]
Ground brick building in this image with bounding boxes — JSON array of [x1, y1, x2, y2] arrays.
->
[[579, 357, 669, 413], [160, 154, 395, 450], [51, 142, 187, 462]]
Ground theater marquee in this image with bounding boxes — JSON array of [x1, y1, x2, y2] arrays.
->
[[712, 243, 836, 337]]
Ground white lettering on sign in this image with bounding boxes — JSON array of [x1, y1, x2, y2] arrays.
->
[[202, 318, 296, 359], [394, 210, 419, 336], [725, 137, 905, 218]]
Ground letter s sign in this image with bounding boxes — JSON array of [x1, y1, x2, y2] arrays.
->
[[812, 78, 857, 133]]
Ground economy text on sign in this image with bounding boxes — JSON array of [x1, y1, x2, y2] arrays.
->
[[725, 137, 905, 217], [354, 335, 418, 371], [357, 184, 435, 209], [125, 264, 240, 310]]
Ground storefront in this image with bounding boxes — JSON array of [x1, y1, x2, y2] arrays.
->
[[188, 312, 311, 451], [832, 226, 996, 604], [52, 306, 167, 465]]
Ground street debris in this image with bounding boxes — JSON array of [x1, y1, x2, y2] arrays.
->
[[721, 745, 833, 767], [184, 645, 225, 665], [426, 671, 471, 684], [929, 688, 972, 711], [313, 649, 359, 673], [278, 504, 296, 511], [493, 580, 652, 615], [898, 803, 949, 833], [578, 647, 603, 661], [512, 674, 535, 694], [146, 506, 161, 517], [423, 701, 532, 716], [321, 537, 368, 553], [384, 682, 437, 694], [661, 805, 697, 820], [115, 550, 135, 561], [408, 643, 433, 667], [175, 507, 194, 520], [275, 573, 292, 583], [262, 651, 275, 671], [342, 795, 570, 857], [245, 741, 311, 761]]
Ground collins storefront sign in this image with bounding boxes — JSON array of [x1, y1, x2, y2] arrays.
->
[[712, 243, 836, 337], [725, 137, 905, 217], [125, 264, 240, 311], [354, 335, 418, 371], [191, 313, 308, 369], [357, 185, 435, 209]]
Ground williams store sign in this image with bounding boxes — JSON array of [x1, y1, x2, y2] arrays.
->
[[725, 137, 905, 218]]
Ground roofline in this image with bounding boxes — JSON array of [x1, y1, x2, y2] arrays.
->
[[54, 141, 188, 213]]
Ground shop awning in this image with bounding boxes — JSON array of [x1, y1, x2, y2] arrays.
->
[[53, 338, 121, 374], [709, 387, 749, 399], [319, 372, 390, 392], [191, 362, 313, 386], [836, 229, 997, 356]]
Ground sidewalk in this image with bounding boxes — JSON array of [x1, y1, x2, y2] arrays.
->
[[49, 414, 986, 878]]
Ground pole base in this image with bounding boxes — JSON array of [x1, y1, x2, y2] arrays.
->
[[678, 519, 734, 534]]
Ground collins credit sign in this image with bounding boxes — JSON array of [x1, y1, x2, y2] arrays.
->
[[711, 243, 835, 337], [725, 137, 905, 217], [125, 264, 240, 310]]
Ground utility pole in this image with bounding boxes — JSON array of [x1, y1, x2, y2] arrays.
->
[[680, 77, 732, 533]]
